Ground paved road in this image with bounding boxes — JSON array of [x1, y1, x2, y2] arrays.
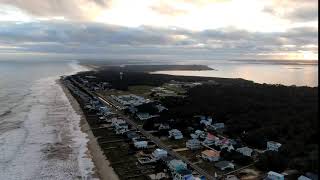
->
[[67, 78, 216, 180]]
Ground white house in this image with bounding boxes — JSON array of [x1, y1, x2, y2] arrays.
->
[[134, 140, 148, 149], [267, 141, 282, 152], [298, 175, 312, 180], [152, 149, 168, 160], [186, 139, 201, 150], [201, 150, 220, 162], [236, 147, 253, 157], [190, 130, 205, 139], [168, 129, 183, 140], [265, 171, 284, 180]]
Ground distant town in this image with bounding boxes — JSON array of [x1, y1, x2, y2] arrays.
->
[[61, 65, 318, 180]]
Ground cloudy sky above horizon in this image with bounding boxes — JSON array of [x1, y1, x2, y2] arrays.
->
[[0, 0, 318, 61]]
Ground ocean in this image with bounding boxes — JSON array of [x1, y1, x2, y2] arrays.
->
[[0, 60, 97, 180]]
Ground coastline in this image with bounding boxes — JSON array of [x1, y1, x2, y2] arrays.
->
[[58, 79, 120, 180]]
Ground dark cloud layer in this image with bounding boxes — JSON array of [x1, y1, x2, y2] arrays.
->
[[0, 21, 317, 60]]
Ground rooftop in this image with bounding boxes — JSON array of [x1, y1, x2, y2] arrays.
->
[[202, 149, 220, 157]]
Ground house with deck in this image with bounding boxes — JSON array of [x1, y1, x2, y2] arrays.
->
[[236, 146, 253, 157], [267, 141, 282, 152], [186, 139, 201, 150], [168, 129, 184, 140], [201, 149, 220, 162], [133, 140, 148, 149], [167, 159, 194, 180], [152, 149, 168, 160]]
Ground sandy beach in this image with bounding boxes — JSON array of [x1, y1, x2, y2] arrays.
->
[[59, 80, 120, 180]]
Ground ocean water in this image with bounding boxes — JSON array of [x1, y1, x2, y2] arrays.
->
[[152, 60, 318, 87], [0, 60, 97, 180]]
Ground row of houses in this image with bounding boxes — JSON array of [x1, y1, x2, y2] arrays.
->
[[151, 87, 178, 98], [77, 76, 111, 91], [112, 94, 151, 107]]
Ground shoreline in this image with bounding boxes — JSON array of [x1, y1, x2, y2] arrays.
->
[[58, 79, 120, 180]]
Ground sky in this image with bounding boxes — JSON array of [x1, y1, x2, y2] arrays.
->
[[0, 0, 318, 61]]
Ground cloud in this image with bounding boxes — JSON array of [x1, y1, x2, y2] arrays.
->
[[150, 0, 231, 16], [263, 0, 318, 22], [0, 21, 317, 60], [150, 2, 188, 16], [0, 0, 110, 20]]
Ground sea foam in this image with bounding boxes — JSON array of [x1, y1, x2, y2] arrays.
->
[[0, 61, 97, 180]]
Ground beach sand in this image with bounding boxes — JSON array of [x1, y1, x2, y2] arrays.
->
[[59, 80, 120, 180]]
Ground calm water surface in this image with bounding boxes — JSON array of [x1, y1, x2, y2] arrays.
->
[[153, 61, 318, 87]]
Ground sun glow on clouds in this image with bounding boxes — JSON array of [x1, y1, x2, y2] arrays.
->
[[0, 0, 318, 60], [95, 0, 290, 32]]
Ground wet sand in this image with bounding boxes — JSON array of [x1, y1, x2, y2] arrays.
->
[[59, 80, 120, 180]]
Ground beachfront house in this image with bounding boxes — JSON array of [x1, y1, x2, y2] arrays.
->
[[111, 118, 129, 134], [168, 129, 183, 140], [99, 106, 109, 115], [111, 118, 126, 127], [201, 149, 220, 162], [134, 140, 148, 149], [265, 171, 285, 180], [214, 161, 235, 171], [236, 147, 253, 157], [152, 149, 168, 160], [186, 139, 202, 150], [114, 122, 129, 135], [267, 141, 282, 151]]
